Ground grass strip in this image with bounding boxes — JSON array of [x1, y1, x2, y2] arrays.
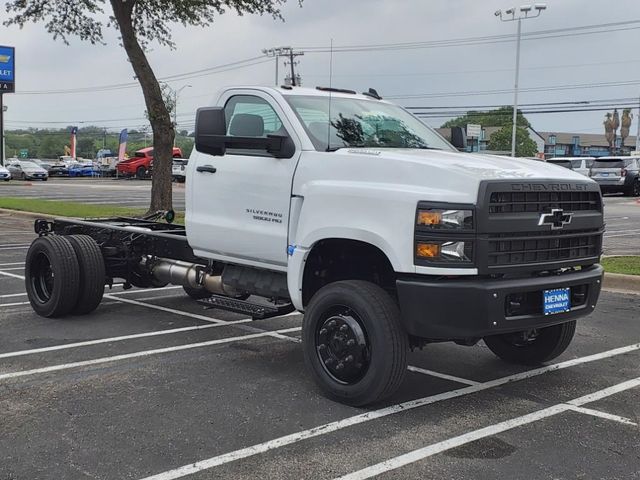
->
[[602, 256, 640, 276]]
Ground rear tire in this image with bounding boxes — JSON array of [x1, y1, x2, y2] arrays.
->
[[136, 166, 146, 180], [483, 320, 576, 365], [25, 236, 80, 318], [67, 235, 106, 315], [302, 280, 408, 406]]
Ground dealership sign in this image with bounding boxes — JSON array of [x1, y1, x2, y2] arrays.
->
[[0, 45, 15, 93]]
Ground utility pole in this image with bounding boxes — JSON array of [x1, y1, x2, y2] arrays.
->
[[496, 4, 547, 157], [262, 47, 304, 86], [636, 96, 640, 154], [173, 84, 192, 147]]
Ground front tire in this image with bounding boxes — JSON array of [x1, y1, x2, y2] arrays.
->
[[483, 320, 577, 365], [25, 236, 81, 317], [302, 280, 408, 406]]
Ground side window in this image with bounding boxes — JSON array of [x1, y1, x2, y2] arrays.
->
[[585, 159, 594, 168], [223, 95, 286, 156], [570, 160, 582, 169]]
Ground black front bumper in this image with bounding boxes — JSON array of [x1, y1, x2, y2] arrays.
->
[[396, 265, 603, 340]]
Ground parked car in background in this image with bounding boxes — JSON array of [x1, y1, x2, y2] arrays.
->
[[6, 160, 49, 181], [116, 146, 183, 179], [172, 158, 188, 183], [589, 156, 640, 196], [548, 157, 594, 177], [32, 159, 53, 172], [0, 164, 11, 181], [68, 161, 100, 177]]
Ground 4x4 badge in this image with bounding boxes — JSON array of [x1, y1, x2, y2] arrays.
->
[[538, 208, 573, 230]]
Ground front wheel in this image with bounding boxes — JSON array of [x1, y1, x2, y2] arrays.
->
[[483, 320, 576, 365], [302, 280, 408, 406]]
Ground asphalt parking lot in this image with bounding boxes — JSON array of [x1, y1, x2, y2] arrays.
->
[[0, 212, 639, 479]]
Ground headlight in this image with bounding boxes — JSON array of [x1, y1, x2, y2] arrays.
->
[[416, 208, 473, 230], [416, 240, 473, 263], [415, 203, 475, 266]]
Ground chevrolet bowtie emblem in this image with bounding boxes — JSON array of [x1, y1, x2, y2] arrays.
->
[[538, 208, 573, 230]]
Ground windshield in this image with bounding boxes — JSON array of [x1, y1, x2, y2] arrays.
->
[[593, 159, 624, 169], [20, 161, 39, 168], [285, 95, 455, 152]]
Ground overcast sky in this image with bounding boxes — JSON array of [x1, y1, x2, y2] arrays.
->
[[1, 0, 639, 135]]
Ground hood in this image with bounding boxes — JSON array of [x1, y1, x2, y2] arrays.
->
[[0, 166, 9, 173], [23, 166, 47, 173], [345, 148, 589, 182]]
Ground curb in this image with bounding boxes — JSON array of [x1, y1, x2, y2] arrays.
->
[[602, 272, 640, 295]]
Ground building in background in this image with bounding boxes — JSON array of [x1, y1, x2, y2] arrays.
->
[[537, 132, 637, 158]]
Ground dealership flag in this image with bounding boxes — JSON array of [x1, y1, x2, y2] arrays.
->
[[70, 126, 78, 159], [118, 129, 128, 161]]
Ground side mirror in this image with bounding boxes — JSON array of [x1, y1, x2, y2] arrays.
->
[[195, 107, 295, 159], [450, 127, 467, 151]]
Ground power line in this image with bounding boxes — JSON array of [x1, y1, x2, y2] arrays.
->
[[387, 80, 640, 100], [13, 56, 270, 96], [296, 20, 640, 53], [405, 97, 640, 110]]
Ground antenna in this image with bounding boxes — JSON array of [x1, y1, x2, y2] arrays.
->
[[326, 38, 333, 152]]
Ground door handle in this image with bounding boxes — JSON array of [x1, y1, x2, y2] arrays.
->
[[196, 165, 217, 174]]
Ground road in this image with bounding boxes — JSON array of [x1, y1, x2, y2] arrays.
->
[[0, 178, 638, 255], [0, 214, 638, 480]]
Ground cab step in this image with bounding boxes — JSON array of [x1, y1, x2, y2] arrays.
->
[[197, 294, 295, 320]]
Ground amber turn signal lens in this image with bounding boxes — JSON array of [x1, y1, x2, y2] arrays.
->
[[416, 243, 441, 258], [417, 211, 442, 226]]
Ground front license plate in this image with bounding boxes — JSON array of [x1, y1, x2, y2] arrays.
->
[[543, 288, 571, 315], [600, 172, 609, 177]]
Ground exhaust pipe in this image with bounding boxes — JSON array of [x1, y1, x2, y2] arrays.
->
[[147, 258, 240, 297]]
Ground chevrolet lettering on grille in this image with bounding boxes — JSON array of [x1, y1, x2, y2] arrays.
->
[[538, 208, 573, 230]]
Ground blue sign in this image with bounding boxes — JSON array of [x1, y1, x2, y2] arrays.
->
[[0, 45, 15, 93], [543, 288, 571, 316]]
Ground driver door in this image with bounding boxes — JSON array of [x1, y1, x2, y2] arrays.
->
[[188, 91, 301, 270]]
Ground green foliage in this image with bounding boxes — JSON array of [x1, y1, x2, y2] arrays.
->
[[441, 107, 530, 129], [3, 0, 292, 48], [488, 125, 538, 157], [0, 197, 145, 218]]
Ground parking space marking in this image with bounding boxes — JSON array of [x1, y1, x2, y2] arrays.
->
[[0, 285, 182, 300], [334, 377, 640, 480], [0, 246, 29, 251], [407, 366, 480, 386], [0, 262, 26, 267], [0, 301, 30, 307], [564, 405, 638, 426], [0, 327, 302, 382], [0, 271, 26, 280], [0, 266, 25, 271], [102, 294, 242, 325], [0, 321, 255, 360], [136, 343, 640, 480]]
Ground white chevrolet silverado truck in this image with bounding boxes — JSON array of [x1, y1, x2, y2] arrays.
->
[[25, 86, 604, 406]]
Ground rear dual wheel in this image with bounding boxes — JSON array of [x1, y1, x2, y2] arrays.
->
[[25, 235, 105, 317], [303, 280, 408, 407]]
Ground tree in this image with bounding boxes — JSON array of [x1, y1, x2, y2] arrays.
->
[[441, 106, 530, 129], [4, 0, 296, 213], [488, 125, 538, 157]]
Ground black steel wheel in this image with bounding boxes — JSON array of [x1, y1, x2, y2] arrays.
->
[[303, 280, 408, 406], [67, 235, 106, 315], [136, 166, 146, 180], [25, 236, 80, 317], [483, 320, 576, 365]]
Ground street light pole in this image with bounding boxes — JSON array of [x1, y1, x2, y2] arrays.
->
[[496, 4, 547, 157], [173, 84, 192, 147]]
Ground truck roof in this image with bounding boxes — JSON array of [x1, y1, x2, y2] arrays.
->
[[223, 85, 391, 103]]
